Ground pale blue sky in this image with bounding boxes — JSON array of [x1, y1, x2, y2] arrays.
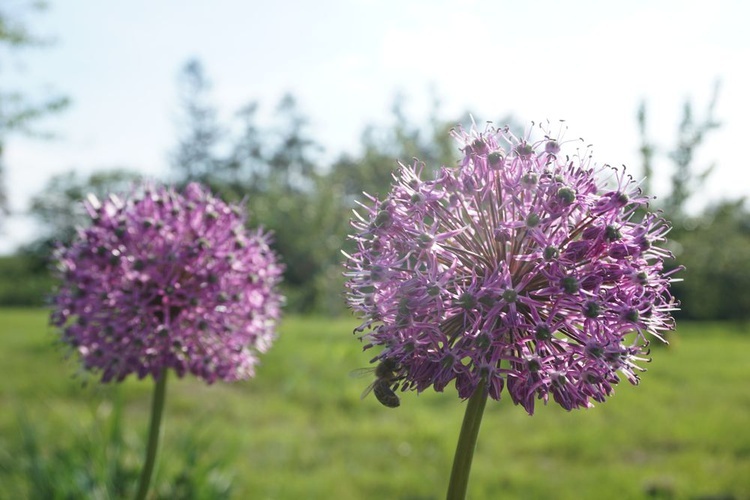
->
[[2, 0, 748, 252]]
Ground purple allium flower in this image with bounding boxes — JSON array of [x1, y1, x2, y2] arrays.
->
[[345, 124, 679, 414], [52, 182, 284, 384]]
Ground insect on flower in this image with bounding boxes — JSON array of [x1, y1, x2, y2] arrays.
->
[[353, 357, 403, 408]]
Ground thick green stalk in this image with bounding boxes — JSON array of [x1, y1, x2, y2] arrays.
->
[[446, 379, 488, 500], [134, 370, 168, 500]]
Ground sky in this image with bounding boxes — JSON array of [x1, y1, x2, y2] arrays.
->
[[2, 0, 748, 253]]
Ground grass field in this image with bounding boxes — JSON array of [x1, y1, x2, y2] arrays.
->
[[1, 308, 749, 499]]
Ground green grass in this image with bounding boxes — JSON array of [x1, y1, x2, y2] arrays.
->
[[1, 308, 749, 499]]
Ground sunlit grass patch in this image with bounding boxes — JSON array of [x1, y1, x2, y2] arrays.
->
[[1, 309, 749, 499]]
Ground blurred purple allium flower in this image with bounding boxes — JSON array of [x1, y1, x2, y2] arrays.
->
[[345, 123, 679, 414], [52, 182, 284, 384]]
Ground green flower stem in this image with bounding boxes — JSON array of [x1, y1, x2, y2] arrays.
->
[[446, 378, 488, 500], [135, 370, 168, 500]]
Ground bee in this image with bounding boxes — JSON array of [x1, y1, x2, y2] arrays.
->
[[353, 358, 402, 408]]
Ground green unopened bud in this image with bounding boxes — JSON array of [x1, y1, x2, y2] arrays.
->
[[562, 276, 580, 294], [526, 213, 541, 228], [584, 301, 601, 318], [456, 292, 476, 310], [625, 308, 640, 322], [535, 325, 552, 341], [488, 151, 504, 167], [543, 245, 559, 261], [472, 138, 486, 151], [418, 233, 433, 248], [398, 298, 410, 316], [551, 372, 568, 387], [526, 357, 541, 372], [586, 343, 604, 358], [557, 187, 576, 205], [374, 210, 391, 228], [521, 172, 538, 186], [605, 225, 622, 241], [475, 333, 491, 349], [515, 143, 534, 157], [441, 354, 456, 369]]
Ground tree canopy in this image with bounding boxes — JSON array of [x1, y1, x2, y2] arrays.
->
[[10, 58, 747, 321]]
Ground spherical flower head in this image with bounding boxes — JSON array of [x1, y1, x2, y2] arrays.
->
[[345, 123, 679, 414], [52, 182, 284, 384]]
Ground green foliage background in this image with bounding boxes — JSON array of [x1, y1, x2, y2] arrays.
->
[[6, 60, 746, 320]]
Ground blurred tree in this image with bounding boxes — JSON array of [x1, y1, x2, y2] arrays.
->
[[171, 59, 223, 185], [0, 252, 54, 305], [637, 82, 750, 322], [246, 176, 350, 313], [221, 101, 265, 197], [167, 62, 526, 313], [328, 93, 468, 202], [242, 95, 326, 310], [170, 59, 328, 311], [14, 168, 141, 307], [329, 93, 521, 207], [636, 101, 655, 196], [637, 83, 721, 215], [670, 200, 750, 321], [26, 168, 142, 253], [266, 93, 321, 192], [664, 82, 721, 219], [0, 1, 69, 218]]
